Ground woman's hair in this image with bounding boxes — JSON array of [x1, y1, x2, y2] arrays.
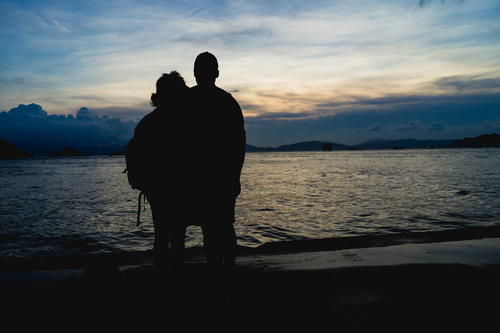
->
[[150, 71, 187, 107]]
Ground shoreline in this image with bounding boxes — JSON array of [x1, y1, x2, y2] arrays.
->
[[3, 225, 500, 272], [3, 225, 500, 329]]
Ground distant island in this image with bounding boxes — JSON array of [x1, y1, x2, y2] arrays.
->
[[246, 141, 349, 152], [245, 134, 499, 152], [246, 138, 458, 152]]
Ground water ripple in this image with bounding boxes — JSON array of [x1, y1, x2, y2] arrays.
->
[[1, 149, 500, 258]]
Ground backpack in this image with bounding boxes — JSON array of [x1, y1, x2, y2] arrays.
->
[[124, 136, 147, 226]]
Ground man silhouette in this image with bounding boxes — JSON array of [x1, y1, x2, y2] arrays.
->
[[189, 52, 246, 269]]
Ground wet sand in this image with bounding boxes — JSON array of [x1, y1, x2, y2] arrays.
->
[[3, 226, 500, 330]]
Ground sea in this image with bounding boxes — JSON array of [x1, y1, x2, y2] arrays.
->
[[1, 149, 500, 260]]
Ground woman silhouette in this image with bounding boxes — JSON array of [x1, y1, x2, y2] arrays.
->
[[132, 71, 189, 269]]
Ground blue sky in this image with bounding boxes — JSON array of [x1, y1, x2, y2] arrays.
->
[[1, 0, 500, 146]]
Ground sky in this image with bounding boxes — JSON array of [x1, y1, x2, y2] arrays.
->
[[1, 0, 500, 148]]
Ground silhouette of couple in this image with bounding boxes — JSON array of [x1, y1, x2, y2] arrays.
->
[[132, 52, 246, 271]]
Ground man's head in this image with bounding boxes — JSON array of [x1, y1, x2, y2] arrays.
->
[[194, 52, 219, 86]]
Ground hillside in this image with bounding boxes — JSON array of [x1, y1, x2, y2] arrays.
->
[[246, 141, 348, 152], [0, 138, 31, 159], [456, 133, 500, 148], [246, 138, 458, 152]]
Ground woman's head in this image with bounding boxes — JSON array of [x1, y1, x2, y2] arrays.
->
[[150, 71, 188, 107]]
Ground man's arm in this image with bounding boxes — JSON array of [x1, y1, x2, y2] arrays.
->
[[226, 95, 246, 198], [230, 96, 246, 177]]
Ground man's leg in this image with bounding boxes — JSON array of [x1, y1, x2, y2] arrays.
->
[[217, 197, 237, 269], [221, 222, 236, 269], [202, 223, 223, 269], [169, 224, 187, 270], [202, 197, 238, 270]]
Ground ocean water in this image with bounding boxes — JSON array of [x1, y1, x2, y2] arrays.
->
[[1, 149, 500, 259]]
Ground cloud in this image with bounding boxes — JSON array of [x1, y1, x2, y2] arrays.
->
[[396, 120, 420, 132], [306, 74, 500, 119], [418, 0, 464, 8], [432, 75, 500, 93], [174, 25, 273, 45], [428, 122, 446, 131], [367, 123, 382, 131], [1, 1, 499, 147], [244, 74, 500, 125], [354, 122, 382, 132], [2, 0, 499, 118], [5, 103, 48, 119], [0, 103, 135, 154], [242, 73, 500, 145], [84, 105, 148, 122]]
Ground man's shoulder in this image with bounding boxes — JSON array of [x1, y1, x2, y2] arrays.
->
[[190, 85, 232, 97], [190, 85, 241, 113], [214, 86, 240, 107], [215, 86, 232, 96]]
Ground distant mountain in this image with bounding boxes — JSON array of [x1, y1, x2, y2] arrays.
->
[[246, 138, 460, 152], [0, 138, 31, 159], [352, 138, 458, 150], [246, 141, 348, 152], [456, 133, 500, 148]]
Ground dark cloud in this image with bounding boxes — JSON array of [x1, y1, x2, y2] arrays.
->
[[88, 105, 148, 122], [433, 75, 500, 92], [5, 103, 48, 119], [484, 123, 500, 133], [0, 103, 136, 154], [247, 111, 312, 122], [245, 81, 500, 146], [317, 93, 499, 113], [315, 75, 500, 116], [367, 123, 382, 131], [69, 95, 110, 102], [354, 123, 382, 133], [0, 76, 56, 90], [396, 120, 419, 132], [76, 107, 98, 121], [316, 94, 427, 109], [428, 122, 446, 131]]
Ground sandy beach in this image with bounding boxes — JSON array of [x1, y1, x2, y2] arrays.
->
[[3, 226, 500, 331]]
